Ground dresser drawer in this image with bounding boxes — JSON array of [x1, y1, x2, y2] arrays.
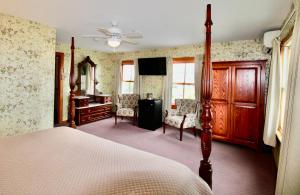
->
[[80, 105, 111, 115], [75, 98, 89, 107], [75, 104, 112, 125], [80, 111, 112, 124]]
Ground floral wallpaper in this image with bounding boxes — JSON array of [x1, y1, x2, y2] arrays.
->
[[0, 12, 271, 136], [56, 43, 115, 121], [141, 76, 164, 99], [0, 13, 56, 136], [112, 39, 271, 99]]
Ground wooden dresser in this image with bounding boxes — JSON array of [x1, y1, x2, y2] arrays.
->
[[74, 96, 112, 126]]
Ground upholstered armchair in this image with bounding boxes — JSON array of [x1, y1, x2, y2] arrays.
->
[[115, 94, 140, 125], [163, 99, 198, 141]]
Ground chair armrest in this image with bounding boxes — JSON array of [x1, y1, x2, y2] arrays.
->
[[180, 115, 187, 128], [115, 103, 122, 110], [163, 110, 169, 121], [180, 113, 196, 128], [164, 110, 169, 118]]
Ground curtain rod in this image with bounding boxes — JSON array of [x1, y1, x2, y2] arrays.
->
[[280, 8, 296, 37]]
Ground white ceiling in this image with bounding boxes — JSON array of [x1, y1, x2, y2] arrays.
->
[[0, 0, 293, 52]]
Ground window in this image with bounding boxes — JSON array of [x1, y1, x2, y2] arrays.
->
[[172, 57, 195, 104], [121, 60, 135, 94], [277, 38, 292, 138]]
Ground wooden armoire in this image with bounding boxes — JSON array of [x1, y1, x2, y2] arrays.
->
[[211, 60, 267, 149]]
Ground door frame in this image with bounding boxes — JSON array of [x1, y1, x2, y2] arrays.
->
[[55, 52, 64, 124]]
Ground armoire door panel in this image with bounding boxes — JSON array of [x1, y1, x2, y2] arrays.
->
[[212, 65, 231, 140], [212, 102, 230, 140], [212, 67, 230, 101], [231, 105, 259, 146], [233, 67, 258, 104]]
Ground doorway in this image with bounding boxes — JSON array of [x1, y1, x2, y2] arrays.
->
[[54, 52, 64, 125]]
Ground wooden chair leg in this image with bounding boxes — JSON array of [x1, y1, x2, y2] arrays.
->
[[193, 126, 197, 137], [115, 114, 117, 125], [163, 123, 166, 134], [180, 127, 183, 141]]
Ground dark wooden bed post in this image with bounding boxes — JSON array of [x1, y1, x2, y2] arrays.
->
[[199, 4, 213, 188], [68, 37, 76, 128]]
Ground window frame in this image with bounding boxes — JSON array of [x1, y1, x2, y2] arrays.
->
[[277, 34, 293, 141], [121, 60, 135, 94], [172, 57, 195, 108]]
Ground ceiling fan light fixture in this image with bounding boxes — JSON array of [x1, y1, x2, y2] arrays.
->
[[107, 36, 121, 48]]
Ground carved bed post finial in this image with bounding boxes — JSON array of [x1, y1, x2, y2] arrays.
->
[[69, 37, 76, 128], [199, 4, 213, 188]]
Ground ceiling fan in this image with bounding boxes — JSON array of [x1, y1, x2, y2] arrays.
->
[[80, 21, 143, 48]]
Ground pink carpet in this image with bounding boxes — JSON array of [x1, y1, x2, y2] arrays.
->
[[78, 118, 277, 195]]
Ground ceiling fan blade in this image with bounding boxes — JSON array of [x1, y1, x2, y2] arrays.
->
[[96, 28, 112, 36], [123, 38, 138, 45], [79, 35, 106, 38], [93, 37, 105, 41], [123, 32, 143, 39]]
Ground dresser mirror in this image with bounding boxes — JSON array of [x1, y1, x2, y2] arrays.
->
[[76, 56, 99, 96]]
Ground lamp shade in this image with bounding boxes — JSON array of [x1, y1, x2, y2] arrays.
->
[[107, 37, 121, 48]]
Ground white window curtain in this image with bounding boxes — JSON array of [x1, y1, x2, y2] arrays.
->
[[133, 59, 140, 95], [263, 38, 281, 147], [162, 57, 173, 111], [276, 0, 300, 193], [195, 54, 203, 129], [114, 60, 122, 103]]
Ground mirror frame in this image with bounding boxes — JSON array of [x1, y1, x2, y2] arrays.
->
[[75, 56, 99, 96]]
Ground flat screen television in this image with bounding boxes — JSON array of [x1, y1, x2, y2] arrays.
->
[[138, 57, 167, 75]]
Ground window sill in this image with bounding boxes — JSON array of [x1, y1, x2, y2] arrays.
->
[[276, 130, 283, 143]]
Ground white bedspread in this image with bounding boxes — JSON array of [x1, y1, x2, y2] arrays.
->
[[0, 127, 212, 195]]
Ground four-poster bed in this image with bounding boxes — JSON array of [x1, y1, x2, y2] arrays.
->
[[68, 4, 214, 188], [0, 4, 213, 195], [199, 4, 213, 188]]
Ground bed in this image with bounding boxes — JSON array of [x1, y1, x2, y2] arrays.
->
[[0, 127, 211, 194], [0, 4, 214, 195]]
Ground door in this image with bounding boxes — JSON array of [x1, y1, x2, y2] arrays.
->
[[54, 52, 64, 125], [231, 63, 263, 148], [211, 64, 231, 141], [212, 61, 266, 149]]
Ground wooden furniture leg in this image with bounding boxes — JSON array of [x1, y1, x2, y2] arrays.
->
[[133, 115, 136, 125], [179, 115, 186, 141], [193, 126, 197, 137], [180, 126, 183, 141], [163, 110, 168, 134]]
